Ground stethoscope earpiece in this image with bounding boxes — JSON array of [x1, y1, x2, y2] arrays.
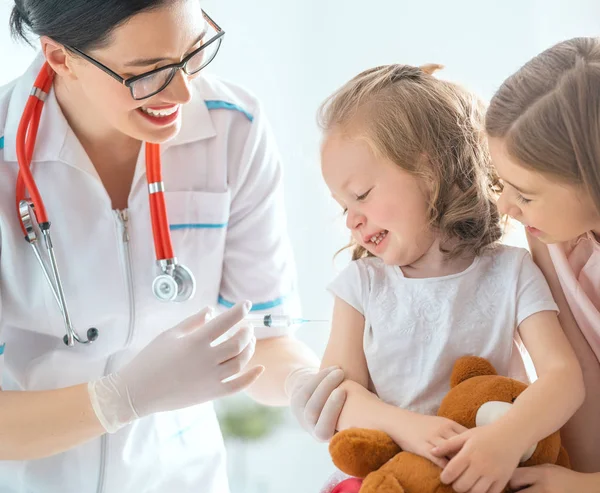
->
[[87, 327, 100, 342], [62, 327, 99, 347]]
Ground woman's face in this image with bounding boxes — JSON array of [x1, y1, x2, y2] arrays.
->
[[63, 0, 210, 144], [490, 137, 600, 243]]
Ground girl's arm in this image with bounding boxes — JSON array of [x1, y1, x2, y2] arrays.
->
[[528, 234, 600, 472], [320, 297, 370, 386], [495, 309, 585, 451], [324, 298, 466, 468], [432, 251, 585, 490], [320, 297, 398, 431], [433, 309, 585, 482]]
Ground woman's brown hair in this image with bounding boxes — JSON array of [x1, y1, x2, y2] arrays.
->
[[486, 37, 600, 215]]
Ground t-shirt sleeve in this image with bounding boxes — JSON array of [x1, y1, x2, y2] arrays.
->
[[327, 260, 368, 315], [516, 251, 559, 327]]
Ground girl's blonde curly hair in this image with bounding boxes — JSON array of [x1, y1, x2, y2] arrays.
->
[[319, 63, 502, 260]]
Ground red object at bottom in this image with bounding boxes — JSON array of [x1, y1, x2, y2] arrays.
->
[[331, 478, 363, 493]]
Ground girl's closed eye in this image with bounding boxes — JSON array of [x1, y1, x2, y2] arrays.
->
[[356, 188, 373, 201]]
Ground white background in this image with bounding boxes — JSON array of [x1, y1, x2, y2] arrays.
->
[[1, 0, 600, 491]]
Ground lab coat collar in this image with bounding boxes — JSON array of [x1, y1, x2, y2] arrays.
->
[[3, 52, 217, 169], [163, 80, 218, 149]]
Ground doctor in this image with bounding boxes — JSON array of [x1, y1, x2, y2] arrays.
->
[[0, 1, 346, 492]]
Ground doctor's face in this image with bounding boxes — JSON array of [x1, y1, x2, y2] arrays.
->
[[66, 0, 211, 144]]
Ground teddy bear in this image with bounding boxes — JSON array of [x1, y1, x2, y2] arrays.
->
[[327, 356, 570, 493]]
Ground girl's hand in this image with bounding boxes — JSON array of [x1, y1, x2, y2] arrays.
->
[[393, 413, 467, 469], [431, 424, 524, 493]]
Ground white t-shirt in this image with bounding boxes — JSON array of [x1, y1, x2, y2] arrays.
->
[[328, 244, 558, 416]]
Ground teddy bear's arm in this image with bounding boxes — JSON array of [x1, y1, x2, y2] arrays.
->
[[330, 429, 401, 478]]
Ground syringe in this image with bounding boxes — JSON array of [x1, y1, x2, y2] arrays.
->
[[242, 314, 326, 329]]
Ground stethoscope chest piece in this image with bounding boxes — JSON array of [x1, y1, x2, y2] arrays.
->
[[153, 260, 196, 302]]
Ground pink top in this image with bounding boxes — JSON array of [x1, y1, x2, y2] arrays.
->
[[548, 232, 600, 362]]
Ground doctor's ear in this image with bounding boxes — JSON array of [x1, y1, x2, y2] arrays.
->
[[40, 36, 80, 80]]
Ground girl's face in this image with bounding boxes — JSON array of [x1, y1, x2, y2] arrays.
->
[[58, 0, 212, 144], [321, 130, 437, 267], [490, 137, 600, 243]]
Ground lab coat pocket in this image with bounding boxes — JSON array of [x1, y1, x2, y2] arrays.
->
[[163, 190, 231, 302], [165, 189, 231, 232]]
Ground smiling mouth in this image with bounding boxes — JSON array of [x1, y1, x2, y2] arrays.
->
[[368, 230, 388, 245], [139, 105, 179, 117]]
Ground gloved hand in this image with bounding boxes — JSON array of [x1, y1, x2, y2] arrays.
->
[[287, 366, 347, 441], [88, 301, 263, 433]]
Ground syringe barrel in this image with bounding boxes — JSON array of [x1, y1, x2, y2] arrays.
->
[[242, 314, 293, 328]]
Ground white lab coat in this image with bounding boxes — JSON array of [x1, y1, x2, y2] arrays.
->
[[0, 54, 299, 493]]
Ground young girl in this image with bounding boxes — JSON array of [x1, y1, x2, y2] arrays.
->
[[486, 37, 600, 493], [293, 63, 585, 493]]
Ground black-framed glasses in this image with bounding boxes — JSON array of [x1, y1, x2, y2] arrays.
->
[[66, 10, 224, 100]]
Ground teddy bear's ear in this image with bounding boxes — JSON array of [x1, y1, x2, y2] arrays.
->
[[450, 356, 497, 388], [419, 63, 444, 75]]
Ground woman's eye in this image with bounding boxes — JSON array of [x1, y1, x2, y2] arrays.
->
[[516, 193, 532, 205]]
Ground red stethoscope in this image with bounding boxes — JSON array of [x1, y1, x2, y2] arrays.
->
[[16, 63, 196, 347]]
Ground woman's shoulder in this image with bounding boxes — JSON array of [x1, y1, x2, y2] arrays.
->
[[0, 80, 19, 154], [1, 53, 47, 159], [193, 75, 262, 124]]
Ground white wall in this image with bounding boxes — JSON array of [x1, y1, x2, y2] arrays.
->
[[201, 0, 600, 355], [2, 1, 600, 491], [4, 0, 600, 348]]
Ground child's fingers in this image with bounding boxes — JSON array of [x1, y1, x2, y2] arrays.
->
[[469, 476, 494, 493], [452, 422, 468, 435], [439, 449, 469, 485], [441, 428, 462, 441], [429, 436, 447, 450], [426, 452, 448, 470], [449, 465, 478, 492], [489, 480, 506, 493], [431, 434, 467, 457]]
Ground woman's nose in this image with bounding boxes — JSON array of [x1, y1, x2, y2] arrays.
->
[[162, 70, 193, 105]]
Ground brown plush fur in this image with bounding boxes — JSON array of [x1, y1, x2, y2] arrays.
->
[[330, 356, 570, 493]]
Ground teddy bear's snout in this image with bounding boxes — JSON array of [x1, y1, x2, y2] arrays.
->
[[475, 401, 537, 462]]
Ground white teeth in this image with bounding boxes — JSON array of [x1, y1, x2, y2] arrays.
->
[[140, 106, 179, 117], [369, 231, 388, 245]]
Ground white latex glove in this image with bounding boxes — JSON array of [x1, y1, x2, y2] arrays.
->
[[88, 301, 263, 433], [287, 366, 347, 441]]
